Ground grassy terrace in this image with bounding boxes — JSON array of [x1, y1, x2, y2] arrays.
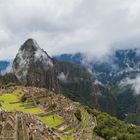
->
[[0, 94, 42, 114], [80, 106, 89, 127], [38, 115, 63, 128], [59, 135, 73, 140], [0, 89, 73, 140]]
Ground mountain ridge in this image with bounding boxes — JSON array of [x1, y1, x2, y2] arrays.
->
[[55, 49, 140, 125]]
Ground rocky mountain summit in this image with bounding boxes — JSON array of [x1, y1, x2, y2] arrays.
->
[[13, 39, 60, 93]]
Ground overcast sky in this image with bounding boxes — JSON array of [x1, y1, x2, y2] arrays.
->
[[1, 0, 140, 60]]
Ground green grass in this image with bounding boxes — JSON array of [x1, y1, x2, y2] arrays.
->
[[80, 106, 89, 127], [12, 89, 23, 97], [64, 127, 75, 133], [59, 134, 73, 140], [0, 94, 17, 102], [38, 115, 63, 128], [0, 93, 42, 114]]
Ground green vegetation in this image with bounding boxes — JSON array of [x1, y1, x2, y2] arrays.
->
[[0, 93, 42, 114], [74, 106, 89, 127], [85, 107, 140, 140], [13, 89, 23, 97], [74, 109, 82, 121], [59, 134, 73, 140], [48, 103, 57, 110], [0, 73, 20, 86], [80, 106, 89, 127], [38, 115, 63, 128], [0, 94, 17, 102]]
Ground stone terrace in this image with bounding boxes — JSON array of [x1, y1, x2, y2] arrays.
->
[[0, 111, 60, 140]]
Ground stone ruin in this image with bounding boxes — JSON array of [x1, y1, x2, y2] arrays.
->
[[0, 111, 61, 140], [0, 86, 97, 140]]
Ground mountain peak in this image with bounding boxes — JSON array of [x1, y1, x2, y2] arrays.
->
[[13, 39, 54, 85], [20, 38, 40, 52], [18, 38, 53, 66]]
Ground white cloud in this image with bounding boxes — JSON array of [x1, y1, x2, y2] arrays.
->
[[120, 77, 140, 95], [1, 0, 140, 60], [57, 72, 67, 83]]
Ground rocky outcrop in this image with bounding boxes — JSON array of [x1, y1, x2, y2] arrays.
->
[[13, 39, 60, 93]]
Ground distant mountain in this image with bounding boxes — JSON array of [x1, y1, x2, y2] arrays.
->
[[55, 49, 140, 125], [0, 61, 9, 74], [55, 49, 140, 85]]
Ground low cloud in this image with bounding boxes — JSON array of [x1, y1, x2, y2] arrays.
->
[[57, 72, 67, 83], [120, 77, 140, 95]]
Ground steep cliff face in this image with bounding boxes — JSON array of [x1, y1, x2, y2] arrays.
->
[[55, 61, 100, 109], [12, 39, 116, 115], [13, 39, 60, 93]]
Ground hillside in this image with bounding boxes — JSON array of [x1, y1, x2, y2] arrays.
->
[[0, 85, 139, 140], [0, 85, 98, 140]]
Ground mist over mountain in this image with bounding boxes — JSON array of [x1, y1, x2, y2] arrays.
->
[[55, 48, 140, 85], [55, 48, 140, 125]]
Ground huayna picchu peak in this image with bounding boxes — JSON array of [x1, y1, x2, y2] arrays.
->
[[13, 39, 59, 93]]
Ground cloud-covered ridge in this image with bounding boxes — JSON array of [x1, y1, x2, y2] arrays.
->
[[120, 77, 140, 95]]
